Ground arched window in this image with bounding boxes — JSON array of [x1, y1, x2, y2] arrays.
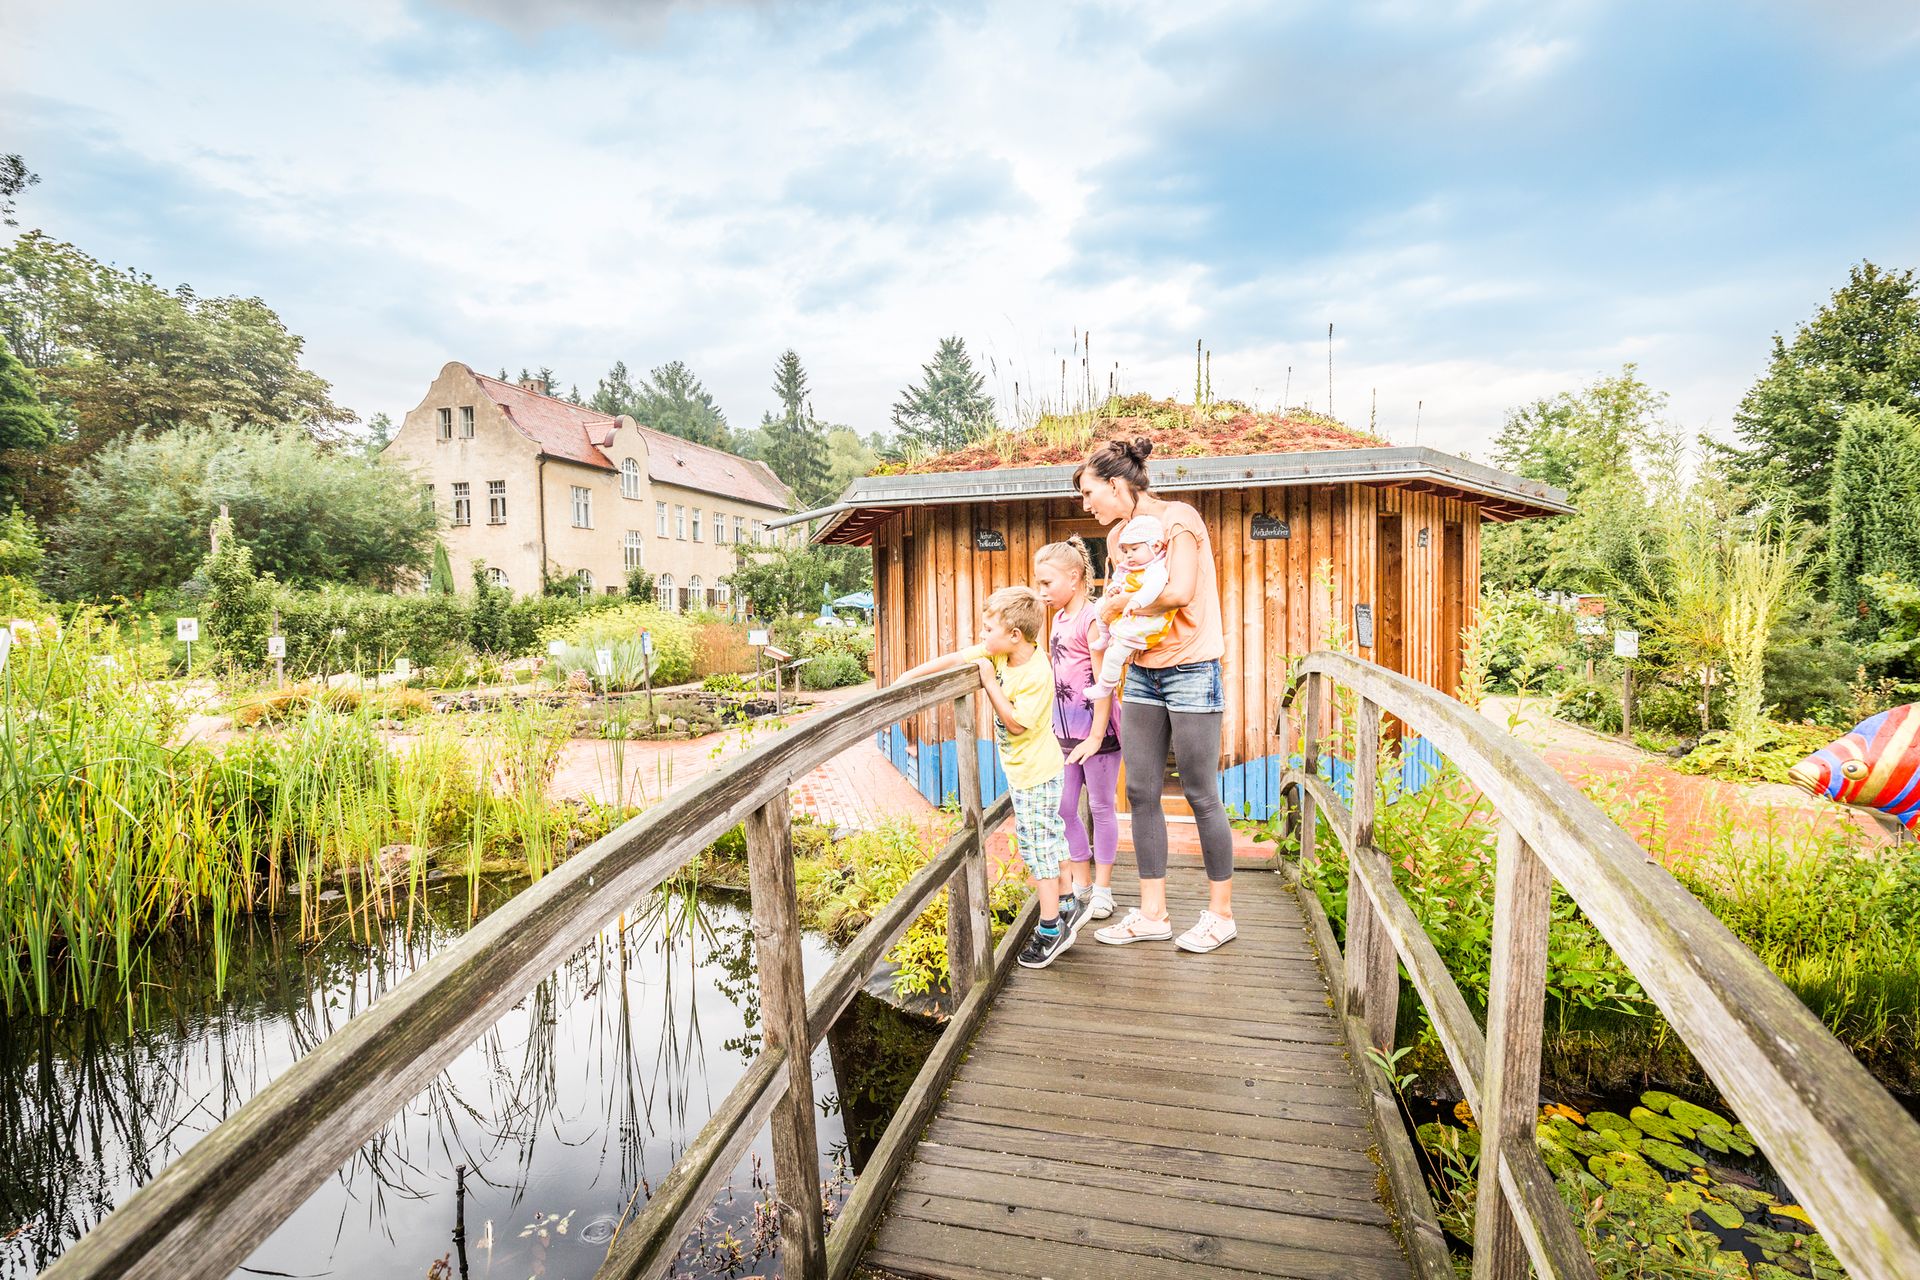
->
[[620, 456, 641, 500], [577, 569, 593, 593], [716, 581, 732, 608], [487, 566, 509, 589], [657, 573, 674, 610], [689, 575, 704, 611]]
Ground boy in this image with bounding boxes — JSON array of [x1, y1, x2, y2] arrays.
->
[[898, 586, 1083, 968]]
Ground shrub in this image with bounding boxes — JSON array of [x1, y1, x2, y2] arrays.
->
[[772, 615, 874, 675], [690, 618, 755, 679], [702, 672, 746, 694], [625, 567, 655, 604], [274, 586, 472, 671], [1633, 677, 1726, 735], [800, 650, 867, 689], [1554, 679, 1623, 735], [537, 601, 695, 685]]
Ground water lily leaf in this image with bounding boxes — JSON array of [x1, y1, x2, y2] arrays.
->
[[1641, 1089, 1683, 1115], [1695, 1125, 1731, 1153], [1691, 1171, 1713, 1186], [1695, 1198, 1746, 1230], [1668, 1098, 1732, 1132], [1720, 1127, 1757, 1156], [1452, 1099, 1476, 1128], [1641, 1139, 1696, 1173], [1541, 1102, 1583, 1123], [1631, 1105, 1689, 1142], [1587, 1110, 1636, 1133], [1771, 1204, 1814, 1226], [1589, 1150, 1664, 1194], [1714, 1183, 1775, 1215], [1664, 1183, 1706, 1213]]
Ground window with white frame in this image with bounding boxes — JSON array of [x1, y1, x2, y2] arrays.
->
[[437, 408, 453, 441], [621, 457, 641, 499], [675, 505, 685, 539], [488, 480, 506, 524], [714, 513, 727, 544], [624, 530, 643, 570], [571, 486, 592, 528], [656, 501, 668, 536], [459, 406, 475, 438], [734, 516, 746, 544], [657, 573, 674, 610], [452, 481, 471, 526], [692, 509, 703, 542], [488, 566, 509, 588], [577, 569, 593, 593], [717, 582, 732, 609], [689, 575, 704, 609]]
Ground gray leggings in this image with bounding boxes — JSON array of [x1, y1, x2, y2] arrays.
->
[[1122, 702, 1235, 882]]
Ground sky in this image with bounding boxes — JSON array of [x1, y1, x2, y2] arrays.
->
[[3, 0, 1919, 459]]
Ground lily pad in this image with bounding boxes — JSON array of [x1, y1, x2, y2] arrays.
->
[[1641, 1138, 1696, 1172], [1641, 1089, 1684, 1115], [1587, 1109, 1636, 1133], [1632, 1105, 1691, 1143], [1696, 1197, 1746, 1230], [1771, 1204, 1814, 1226]]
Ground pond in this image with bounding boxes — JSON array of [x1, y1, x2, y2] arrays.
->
[[0, 877, 938, 1279]]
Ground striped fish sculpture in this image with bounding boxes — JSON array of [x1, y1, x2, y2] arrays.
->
[[1786, 705, 1920, 829]]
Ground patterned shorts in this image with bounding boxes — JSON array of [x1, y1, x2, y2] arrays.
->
[[1010, 774, 1068, 880]]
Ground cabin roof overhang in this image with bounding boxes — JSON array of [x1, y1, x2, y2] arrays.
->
[[768, 446, 1573, 546]]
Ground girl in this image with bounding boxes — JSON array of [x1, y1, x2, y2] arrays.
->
[[1034, 536, 1122, 919], [1074, 437, 1237, 953]]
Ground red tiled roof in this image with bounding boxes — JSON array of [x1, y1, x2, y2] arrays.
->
[[467, 367, 790, 510]]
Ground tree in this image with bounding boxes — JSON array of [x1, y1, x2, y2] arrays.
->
[[429, 542, 455, 595], [727, 541, 868, 617], [0, 154, 36, 227], [0, 507, 43, 580], [635, 360, 731, 448], [1824, 405, 1920, 637], [361, 411, 395, 456], [49, 419, 437, 599], [470, 560, 511, 652], [1729, 262, 1920, 518], [759, 350, 829, 506], [890, 336, 995, 455], [200, 514, 274, 663], [823, 425, 880, 498], [589, 360, 641, 417], [0, 337, 55, 452]]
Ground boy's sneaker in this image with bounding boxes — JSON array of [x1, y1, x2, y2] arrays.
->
[[1017, 923, 1075, 969], [1057, 894, 1090, 936], [1089, 887, 1115, 920], [1094, 909, 1173, 945]]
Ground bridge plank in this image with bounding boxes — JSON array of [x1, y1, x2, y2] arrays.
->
[[860, 860, 1413, 1280]]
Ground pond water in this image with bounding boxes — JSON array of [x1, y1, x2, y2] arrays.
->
[[0, 878, 937, 1279]]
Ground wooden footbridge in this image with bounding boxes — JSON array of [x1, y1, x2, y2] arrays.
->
[[45, 656, 1920, 1280]]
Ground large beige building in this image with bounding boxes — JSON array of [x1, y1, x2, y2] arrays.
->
[[382, 362, 793, 611]]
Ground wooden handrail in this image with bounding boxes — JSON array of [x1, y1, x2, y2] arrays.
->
[[44, 667, 1013, 1280], [1278, 652, 1920, 1280]]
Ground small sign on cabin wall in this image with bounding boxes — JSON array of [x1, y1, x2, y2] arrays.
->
[[1249, 513, 1290, 540], [1354, 603, 1375, 649], [1417, 527, 1431, 548], [974, 529, 1006, 552]]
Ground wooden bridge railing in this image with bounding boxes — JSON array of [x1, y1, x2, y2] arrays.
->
[[44, 667, 1027, 1280], [1278, 652, 1920, 1280]]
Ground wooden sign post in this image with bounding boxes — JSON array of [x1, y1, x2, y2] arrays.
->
[[1614, 630, 1639, 736]]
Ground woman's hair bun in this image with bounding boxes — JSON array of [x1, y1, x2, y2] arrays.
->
[[1126, 436, 1153, 463]]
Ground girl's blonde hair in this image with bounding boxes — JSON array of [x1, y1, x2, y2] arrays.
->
[[1035, 535, 1096, 590]]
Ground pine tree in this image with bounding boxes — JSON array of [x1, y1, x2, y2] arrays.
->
[[0, 336, 57, 451], [635, 360, 730, 448], [590, 361, 641, 417], [890, 336, 995, 455], [1730, 262, 1920, 518], [759, 350, 828, 505], [1825, 404, 1920, 637]]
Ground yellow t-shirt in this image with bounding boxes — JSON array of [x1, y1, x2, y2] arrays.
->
[[959, 644, 1065, 790]]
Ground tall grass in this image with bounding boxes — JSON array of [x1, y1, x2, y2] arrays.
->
[[0, 624, 604, 1015]]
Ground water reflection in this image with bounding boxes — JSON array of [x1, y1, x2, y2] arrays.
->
[[0, 877, 937, 1279]]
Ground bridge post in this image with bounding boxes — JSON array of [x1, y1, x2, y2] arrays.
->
[[1297, 672, 1325, 868], [946, 691, 992, 1001], [1472, 821, 1552, 1280], [744, 791, 829, 1280], [1343, 699, 1398, 1052]]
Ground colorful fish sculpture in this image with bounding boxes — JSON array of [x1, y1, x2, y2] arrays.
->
[[1786, 705, 1920, 829]]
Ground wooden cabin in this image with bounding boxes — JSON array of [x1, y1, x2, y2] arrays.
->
[[782, 445, 1569, 819]]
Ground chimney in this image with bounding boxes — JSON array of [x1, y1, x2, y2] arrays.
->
[[519, 373, 549, 395]]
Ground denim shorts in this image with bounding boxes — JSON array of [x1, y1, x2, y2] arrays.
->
[[1123, 658, 1224, 713]]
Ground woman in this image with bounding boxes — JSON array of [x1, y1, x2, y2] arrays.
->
[[1075, 437, 1236, 952]]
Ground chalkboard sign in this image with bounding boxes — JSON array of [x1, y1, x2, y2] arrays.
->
[[1417, 527, 1430, 548], [974, 529, 1006, 551], [1249, 513, 1290, 540], [1354, 603, 1375, 649]]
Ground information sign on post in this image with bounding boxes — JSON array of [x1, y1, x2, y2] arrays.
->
[[1613, 631, 1639, 658], [177, 617, 199, 673], [394, 657, 412, 680], [640, 630, 654, 657], [639, 630, 655, 717], [547, 639, 567, 657], [267, 635, 286, 659], [748, 629, 769, 647], [0, 628, 10, 674], [1615, 631, 1639, 736], [595, 647, 614, 679]]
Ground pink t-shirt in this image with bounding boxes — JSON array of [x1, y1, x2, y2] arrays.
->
[[1048, 602, 1121, 752]]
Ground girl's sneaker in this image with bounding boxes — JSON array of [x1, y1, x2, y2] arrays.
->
[[1017, 923, 1075, 969], [1089, 886, 1115, 920], [1175, 910, 1237, 953], [1094, 909, 1173, 945]]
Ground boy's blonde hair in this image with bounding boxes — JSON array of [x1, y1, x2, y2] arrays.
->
[[984, 586, 1046, 642]]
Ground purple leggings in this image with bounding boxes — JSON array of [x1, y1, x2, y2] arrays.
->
[[1060, 749, 1122, 865]]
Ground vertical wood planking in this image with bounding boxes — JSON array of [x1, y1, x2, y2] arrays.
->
[[1310, 485, 1332, 652], [1472, 822, 1553, 1280], [743, 793, 828, 1280], [1264, 488, 1289, 783], [1289, 486, 1310, 663], [934, 506, 957, 743]]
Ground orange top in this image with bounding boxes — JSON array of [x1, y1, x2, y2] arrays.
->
[[1129, 500, 1223, 667]]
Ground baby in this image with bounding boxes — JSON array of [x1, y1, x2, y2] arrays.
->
[[1084, 514, 1173, 700]]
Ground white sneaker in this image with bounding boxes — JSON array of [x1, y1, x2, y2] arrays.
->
[[1089, 887, 1115, 920], [1095, 908, 1173, 945], [1175, 910, 1237, 953]]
